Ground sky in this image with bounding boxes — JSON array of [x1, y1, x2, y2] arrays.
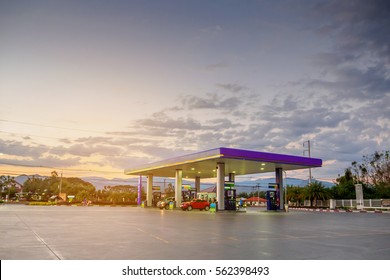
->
[[0, 0, 389, 183]]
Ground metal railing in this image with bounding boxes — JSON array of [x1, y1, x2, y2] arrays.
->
[[294, 199, 390, 209]]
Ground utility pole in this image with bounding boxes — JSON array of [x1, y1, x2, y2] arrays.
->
[[303, 140, 312, 184]]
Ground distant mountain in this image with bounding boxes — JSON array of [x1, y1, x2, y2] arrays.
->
[[13, 174, 47, 185], [81, 177, 138, 190], [81, 176, 179, 190], [243, 177, 334, 187], [233, 177, 334, 194]]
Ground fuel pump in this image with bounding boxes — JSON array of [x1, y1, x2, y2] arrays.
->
[[267, 183, 280, 210], [182, 184, 197, 202], [224, 189, 237, 210], [224, 181, 236, 210], [152, 192, 162, 207], [266, 190, 278, 210], [182, 190, 197, 202]]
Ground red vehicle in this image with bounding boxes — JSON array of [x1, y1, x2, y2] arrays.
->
[[180, 199, 210, 211]]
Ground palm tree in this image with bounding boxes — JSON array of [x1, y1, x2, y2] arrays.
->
[[286, 185, 305, 206], [305, 181, 330, 207]]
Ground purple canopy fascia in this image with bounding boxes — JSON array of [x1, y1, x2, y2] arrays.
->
[[219, 147, 322, 167]]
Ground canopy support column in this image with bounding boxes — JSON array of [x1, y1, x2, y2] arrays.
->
[[195, 176, 201, 193], [217, 162, 225, 210], [137, 176, 142, 206], [147, 174, 153, 207], [175, 169, 183, 207], [276, 167, 284, 210]]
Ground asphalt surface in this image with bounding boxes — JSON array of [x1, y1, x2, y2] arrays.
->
[[1, 204, 389, 260]]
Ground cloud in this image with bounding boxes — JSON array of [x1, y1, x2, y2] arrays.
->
[[2, 0, 389, 182], [0, 139, 83, 168], [251, 96, 350, 138], [133, 112, 239, 137], [36, 155, 83, 168], [59, 138, 72, 144], [137, 112, 204, 130], [311, 0, 390, 61], [216, 83, 248, 93], [180, 93, 243, 111], [0, 139, 46, 159], [255, 0, 389, 178], [180, 94, 219, 110], [306, 63, 390, 102], [205, 62, 228, 72], [65, 144, 124, 157], [306, 0, 390, 101]]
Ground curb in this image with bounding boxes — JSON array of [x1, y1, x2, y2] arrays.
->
[[290, 208, 388, 214]]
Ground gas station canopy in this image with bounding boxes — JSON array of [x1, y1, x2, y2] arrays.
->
[[124, 147, 322, 179]]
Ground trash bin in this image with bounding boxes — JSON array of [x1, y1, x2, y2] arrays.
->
[[210, 202, 217, 213]]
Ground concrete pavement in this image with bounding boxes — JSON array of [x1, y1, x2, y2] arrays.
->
[[1, 204, 389, 260]]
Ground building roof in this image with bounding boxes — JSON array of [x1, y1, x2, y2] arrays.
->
[[199, 186, 216, 193], [125, 147, 322, 179], [245, 197, 267, 203]]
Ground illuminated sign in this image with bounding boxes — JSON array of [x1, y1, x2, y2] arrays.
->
[[182, 184, 195, 191], [268, 183, 278, 189], [224, 181, 235, 189]]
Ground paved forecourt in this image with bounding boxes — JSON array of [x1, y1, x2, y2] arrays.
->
[[1, 204, 389, 260]]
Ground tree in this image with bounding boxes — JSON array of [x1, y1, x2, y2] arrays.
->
[[286, 185, 305, 206], [333, 151, 390, 199], [98, 184, 138, 204], [305, 181, 330, 207], [23, 176, 48, 200], [76, 190, 93, 202], [352, 151, 390, 187], [0, 175, 17, 200], [373, 184, 390, 198], [60, 177, 96, 202], [164, 183, 175, 198], [0, 175, 16, 187], [238, 192, 250, 198], [22, 173, 96, 202], [108, 192, 125, 204], [248, 190, 266, 199], [96, 189, 110, 202], [331, 168, 356, 199]]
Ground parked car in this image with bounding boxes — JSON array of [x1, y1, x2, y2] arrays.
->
[[157, 197, 175, 210], [181, 199, 210, 211]]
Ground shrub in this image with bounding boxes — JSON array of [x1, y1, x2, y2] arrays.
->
[[28, 202, 56, 206]]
